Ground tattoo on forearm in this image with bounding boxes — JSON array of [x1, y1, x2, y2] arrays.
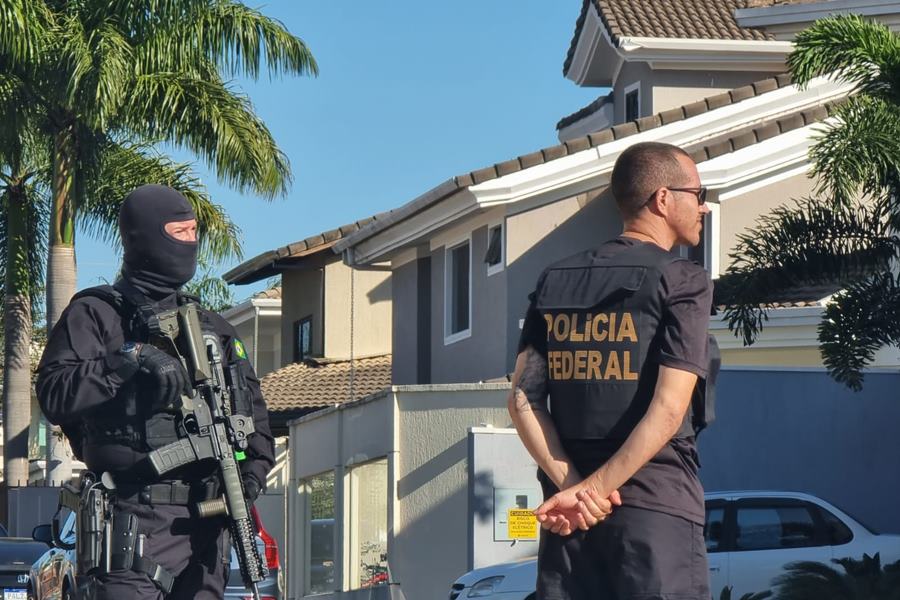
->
[[515, 349, 549, 412]]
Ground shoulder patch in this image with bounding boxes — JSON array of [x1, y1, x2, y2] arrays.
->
[[233, 338, 248, 360]]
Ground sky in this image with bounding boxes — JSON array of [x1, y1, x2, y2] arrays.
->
[[74, 1, 603, 301]]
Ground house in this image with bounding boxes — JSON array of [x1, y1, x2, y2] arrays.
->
[[285, 2, 900, 599], [221, 286, 283, 378]]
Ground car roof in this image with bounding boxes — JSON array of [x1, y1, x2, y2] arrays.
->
[[704, 490, 824, 502]]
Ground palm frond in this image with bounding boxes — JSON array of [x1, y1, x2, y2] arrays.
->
[[819, 274, 900, 390], [0, 180, 49, 321], [0, 0, 52, 65], [127, 68, 290, 197], [136, 0, 318, 80], [789, 14, 900, 95], [72, 20, 133, 129], [773, 560, 850, 600], [77, 140, 243, 265], [718, 198, 897, 345], [808, 96, 900, 203]]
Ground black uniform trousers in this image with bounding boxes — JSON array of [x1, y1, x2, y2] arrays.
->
[[94, 494, 229, 600], [537, 473, 709, 600]]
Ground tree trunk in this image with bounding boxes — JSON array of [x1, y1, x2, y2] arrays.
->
[[3, 181, 33, 487], [45, 124, 77, 484]]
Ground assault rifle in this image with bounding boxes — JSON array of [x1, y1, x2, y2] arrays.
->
[[143, 301, 266, 600]]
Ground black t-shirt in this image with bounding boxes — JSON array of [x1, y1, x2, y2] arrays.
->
[[519, 237, 713, 524]]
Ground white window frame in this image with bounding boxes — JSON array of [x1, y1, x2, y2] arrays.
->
[[444, 234, 473, 345], [485, 221, 505, 276], [347, 457, 389, 590], [623, 80, 641, 122]]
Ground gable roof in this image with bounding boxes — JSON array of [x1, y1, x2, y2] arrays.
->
[[338, 72, 846, 260], [563, 0, 776, 75], [261, 354, 392, 434], [224, 216, 387, 285]]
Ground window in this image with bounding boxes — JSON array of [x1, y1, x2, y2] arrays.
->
[[687, 212, 710, 268], [485, 224, 504, 275], [444, 239, 471, 342], [705, 506, 726, 553], [624, 83, 640, 122], [294, 316, 312, 362], [349, 458, 388, 589], [735, 504, 817, 551], [304, 471, 335, 595], [818, 508, 853, 545]]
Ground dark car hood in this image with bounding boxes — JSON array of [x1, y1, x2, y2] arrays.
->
[[0, 539, 50, 567]]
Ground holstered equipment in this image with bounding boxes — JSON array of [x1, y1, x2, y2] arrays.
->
[[58, 473, 176, 595]]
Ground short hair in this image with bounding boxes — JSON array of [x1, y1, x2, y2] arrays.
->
[[609, 142, 693, 219]]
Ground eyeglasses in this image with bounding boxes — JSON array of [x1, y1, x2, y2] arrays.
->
[[666, 186, 708, 205]]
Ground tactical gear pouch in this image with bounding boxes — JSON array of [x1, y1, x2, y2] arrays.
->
[[692, 334, 720, 435], [536, 266, 646, 310], [108, 512, 138, 571], [145, 413, 181, 450]]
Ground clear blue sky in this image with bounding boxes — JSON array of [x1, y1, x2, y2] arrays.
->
[[75, 1, 602, 300]]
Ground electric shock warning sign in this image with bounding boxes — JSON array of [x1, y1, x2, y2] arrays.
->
[[507, 509, 538, 540]]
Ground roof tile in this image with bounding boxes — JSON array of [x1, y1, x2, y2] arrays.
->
[[611, 122, 638, 139], [659, 107, 685, 126], [542, 144, 569, 162], [730, 130, 757, 151], [471, 166, 499, 185], [706, 92, 733, 110], [519, 150, 546, 169], [777, 113, 805, 133], [261, 354, 392, 415], [565, 137, 591, 154], [706, 139, 734, 160], [752, 78, 779, 95], [588, 129, 615, 146], [683, 100, 708, 119], [729, 85, 755, 104], [496, 158, 522, 177], [753, 122, 781, 142], [635, 115, 661, 132]]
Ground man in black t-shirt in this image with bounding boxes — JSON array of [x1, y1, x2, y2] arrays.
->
[[508, 141, 713, 600]]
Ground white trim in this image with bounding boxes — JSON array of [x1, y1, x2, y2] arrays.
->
[[566, 5, 624, 87], [623, 80, 641, 121], [443, 234, 473, 345], [485, 221, 505, 276], [428, 207, 501, 253], [710, 306, 826, 350], [221, 297, 282, 325], [708, 201, 721, 279], [344, 77, 851, 265], [735, 0, 900, 28]]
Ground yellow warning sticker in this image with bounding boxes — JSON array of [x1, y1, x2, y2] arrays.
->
[[507, 509, 538, 540]]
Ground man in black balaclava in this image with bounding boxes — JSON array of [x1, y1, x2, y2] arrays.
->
[[37, 184, 275, 600]]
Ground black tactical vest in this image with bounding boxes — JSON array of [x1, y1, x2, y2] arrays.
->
[[534, 242, 714, 441]]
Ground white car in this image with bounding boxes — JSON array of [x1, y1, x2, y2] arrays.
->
[[449, 491, 900, 600]]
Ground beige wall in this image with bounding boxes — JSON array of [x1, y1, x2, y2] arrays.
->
[[720, 346, 824, 367], [718, 171, 815, 272], [394, 386, 510, 600], [323, 260, 392, 360], [281, 267, 324, 365]]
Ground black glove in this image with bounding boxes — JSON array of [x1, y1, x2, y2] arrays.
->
[[119, 343, 192, 410], [243, 475, 262, 504]]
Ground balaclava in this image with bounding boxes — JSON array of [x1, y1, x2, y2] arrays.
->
[[119, 184, 198, 298]]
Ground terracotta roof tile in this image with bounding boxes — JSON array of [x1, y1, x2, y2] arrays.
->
[[261, 354, 392, 430], [564, 0, 776, 76]]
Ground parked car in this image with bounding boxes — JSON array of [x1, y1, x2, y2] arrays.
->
[[449, 491, 900, 599], [31, 506, 282, 600], [0, 524, 52, 600]]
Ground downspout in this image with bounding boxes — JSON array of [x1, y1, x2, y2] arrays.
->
[[252, 303, 260, 373]]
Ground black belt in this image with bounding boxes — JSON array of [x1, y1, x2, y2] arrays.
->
[[115, 480, 219, 506]]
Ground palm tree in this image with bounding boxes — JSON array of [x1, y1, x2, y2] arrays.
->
[[1, 0, 316, 482], [718, 15, 900, 390], [773, 553, 900, 600]]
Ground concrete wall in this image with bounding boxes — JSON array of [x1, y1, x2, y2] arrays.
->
[[391, 256, 431, 385], [429, 226, 508, 383], [699, 368, 900, 534], [323, 260, 392, 360], [718, 171, 815, 271], [393, 385, 510, 600], [282, 268, 325, 365]]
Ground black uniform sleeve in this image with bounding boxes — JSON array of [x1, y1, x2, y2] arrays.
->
[[207, 311, 276, 489], [656, 260, 713, 378], [516, 272, 549, 357], [36, 299, 134, 425]]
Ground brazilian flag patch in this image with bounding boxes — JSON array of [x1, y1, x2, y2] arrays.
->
[[233, 338, 248, 360]]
